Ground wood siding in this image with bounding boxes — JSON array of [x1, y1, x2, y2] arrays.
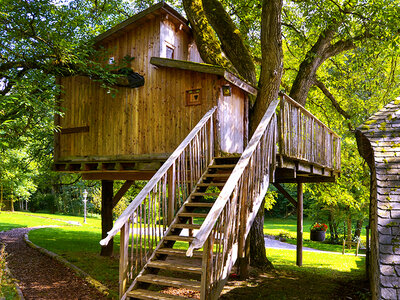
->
[[58, 67, 220, 161], [56, 10, 246, 163]]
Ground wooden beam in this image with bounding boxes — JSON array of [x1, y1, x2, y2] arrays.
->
[[274, 176, 336, 183], [60, 126, 89, 134], [112, 180, 134, 208], [273, 183, 297, 208], [297, 182, 303, 267], [150, 57, 257, 95], [82, 171, 155, 181]]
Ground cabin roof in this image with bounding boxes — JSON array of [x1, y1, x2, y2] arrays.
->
[[150, 57, 258, 95], [358, 98, 400, 136], [95, 2, 189, 44]]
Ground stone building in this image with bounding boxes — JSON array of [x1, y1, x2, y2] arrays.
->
[[357, 98, 400, 299]]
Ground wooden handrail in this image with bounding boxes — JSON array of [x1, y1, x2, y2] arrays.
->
[[100, 106, 217, 246], [279, 92, 340, 139], [186, 99, 279, 256]]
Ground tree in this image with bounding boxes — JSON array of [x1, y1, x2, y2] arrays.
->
[[183, 0, 283, 268], [182, 0, 400, 268]]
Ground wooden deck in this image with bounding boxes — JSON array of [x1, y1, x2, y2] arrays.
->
[[54, 93, 340, 183]]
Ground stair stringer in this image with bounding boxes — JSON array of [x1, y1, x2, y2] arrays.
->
[[121, 161, 219, 300], [205, 172, 273, 300]]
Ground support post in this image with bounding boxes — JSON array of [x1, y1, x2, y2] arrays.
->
[[101, 180, 114, 256], [201, 237, 213, 300], [119, 223, 129, 298], [296, 182, 303, 267]]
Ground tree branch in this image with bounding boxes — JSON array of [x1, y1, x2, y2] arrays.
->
[[313, 78, 351, 119], [182, 0, 232, 70], [202, 0, 256, 84]]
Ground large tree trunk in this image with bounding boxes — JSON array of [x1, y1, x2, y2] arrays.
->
[[248, 0, 283, 269], [182, 0, 232, 70], [101, 180, 114, 256], [183, 0, 283, 271], [249, 199, 273, 269]]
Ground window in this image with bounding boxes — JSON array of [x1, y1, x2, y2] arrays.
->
[[166, 45, 174, 59]]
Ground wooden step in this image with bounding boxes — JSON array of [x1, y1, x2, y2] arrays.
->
[[179, 212, 208, 218], [127, 289, 188, 300], [214, 156, 240, 164], [147, 260, 202, 274], [204, 173, 230, 178], [209, 164, 236, 169], [156, 248, 203, 258], [164, 235, 195, 242], [171, 223, 201, 230], [137, 274, 201, 291], [185, 202, 214, 208], [191, 192, 220, 197], [197, 183, 225, 187]]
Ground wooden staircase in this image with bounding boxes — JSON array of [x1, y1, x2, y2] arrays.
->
[[127, 157, 238, 299]]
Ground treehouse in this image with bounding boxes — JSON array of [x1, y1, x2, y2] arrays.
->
[[54, 2, 255, 179], [54, 3, 341, 299]]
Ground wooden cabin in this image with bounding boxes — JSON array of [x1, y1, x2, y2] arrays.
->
[[54, 3, 341, 299], [357, 98, 400, 300], [54, 2, 256, 181]]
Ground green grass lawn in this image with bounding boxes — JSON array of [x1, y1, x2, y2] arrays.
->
[[264, 217, 367, 254], [0, 212, 369, 299], [0, 211, 67, 231]]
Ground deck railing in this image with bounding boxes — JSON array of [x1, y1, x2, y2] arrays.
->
[[278, 93, 341, 172], [100, 107, 216, 298], [186, 99, 279, 299]]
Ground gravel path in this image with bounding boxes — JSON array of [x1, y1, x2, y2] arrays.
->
[[0, 227, 108, 300], [264, 236, 321, 252], [264, 236, 366, 256]]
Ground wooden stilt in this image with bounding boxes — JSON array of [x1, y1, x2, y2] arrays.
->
[[296, 182, 303, 267], [101, 180, 114, 256]]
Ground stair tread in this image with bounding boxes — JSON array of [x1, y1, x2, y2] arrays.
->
[[191, 192, 220, 196], [127, 289, 188, 300], [197, 183, 225, 187], [172, 223, 201, 230], [164, 235, 195, 242], [156, 248, 203, 258], [204, 173, 230, 177], [179, 212, 208, 218], [137, 274, 201, 291], [147, 260, 202, 274], [209, 164, 236, 169], [185, 202, 214, 207]]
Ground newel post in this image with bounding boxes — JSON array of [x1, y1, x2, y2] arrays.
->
[[201, 236, 213, 300], [119, 222, 130, 298]]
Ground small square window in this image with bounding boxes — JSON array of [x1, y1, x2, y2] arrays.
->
[[166, 46, 174, 59]]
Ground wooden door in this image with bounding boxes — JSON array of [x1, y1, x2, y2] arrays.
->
[[218, 86, 244, 154]]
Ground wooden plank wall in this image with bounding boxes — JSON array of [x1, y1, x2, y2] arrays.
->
[[160, 18, 189, 60], [57, 14, 220, 161]]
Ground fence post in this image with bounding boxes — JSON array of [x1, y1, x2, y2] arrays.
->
[[119, 222, 130, 298]]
